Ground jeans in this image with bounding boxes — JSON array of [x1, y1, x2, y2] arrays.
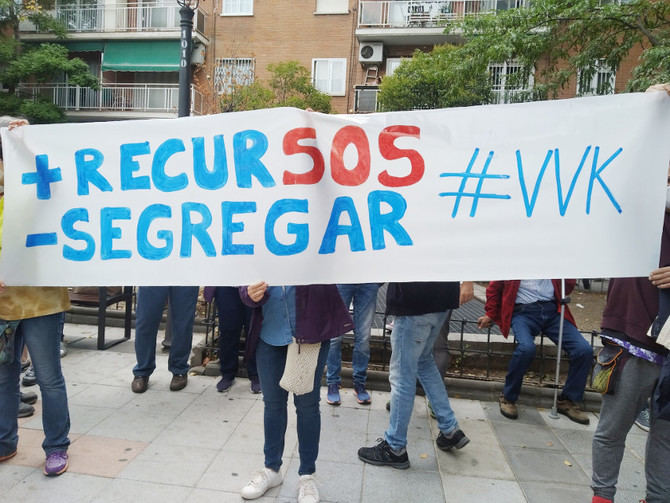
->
[[214, 287, 256, 379], [0, 313, 70, 456], [133, 286, 199, 377], [326, 283, 379, 387], [503, 301, 593, 403], [256, 338, 330, 475], [592, 355, 670, 503], [385, 312, 458, 451]]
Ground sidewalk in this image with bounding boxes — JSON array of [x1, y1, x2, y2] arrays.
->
[[3, 324, 648, 503]]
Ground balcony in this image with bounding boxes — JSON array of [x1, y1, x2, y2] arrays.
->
[[20, 2, 207, 42], [18, 83, 204, 118], [357, 0, 524, 45]]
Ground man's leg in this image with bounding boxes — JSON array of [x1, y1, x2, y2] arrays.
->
[[592, 356, 658, 501], [384, 315, 432, 451], [215, 287, 245, 381], [326, 285, 354, 387], [0, 320, 23, 458], [166, 286, 199, 376], [351, 283, 379, 400], [433, 309, 453, 377], [503, 308, 541, 402], [133, 286, 170, 377], [646, 416, 670, 503]]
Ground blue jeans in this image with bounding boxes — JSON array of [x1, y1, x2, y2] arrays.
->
[[0, 313, 70, 456], [385, 312, 458, 451], [256, 339, 330, 475], [133, 286, 199, 377], [326, 283, 379, 386], [503, 300, 593, 403], [214, 287, 256, 379]]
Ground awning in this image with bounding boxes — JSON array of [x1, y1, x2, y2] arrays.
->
[[101, 40, 180, 72]]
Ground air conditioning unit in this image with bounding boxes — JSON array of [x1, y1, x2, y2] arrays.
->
[[359, 42, 384, 64]]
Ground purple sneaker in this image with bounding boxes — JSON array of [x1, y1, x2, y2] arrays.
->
[[216, 376, 234, 392], [44, 451, 68, 476], [250, 376, 261, 394]]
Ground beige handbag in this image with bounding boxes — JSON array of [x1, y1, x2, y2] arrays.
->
[[279, 340, 322, 396]]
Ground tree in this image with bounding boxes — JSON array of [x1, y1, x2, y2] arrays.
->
[[220, 60, 331, 113], [0, 0, 98, 122], [449, 0, 670, 99], [377, 44, 493, 112]]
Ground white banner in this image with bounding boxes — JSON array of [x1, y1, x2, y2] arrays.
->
[[1, 92, 669, 286]]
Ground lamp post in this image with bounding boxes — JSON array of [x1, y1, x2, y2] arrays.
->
[[177, 0, 199, 118]]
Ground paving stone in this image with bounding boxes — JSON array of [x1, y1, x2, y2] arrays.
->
[[442, 475, 526, 502], [67, 383, 135, 409], [505, 447, 590, 485], [186, 488, 276, 503], [4, 471, 112, 503], [491, 421, 564, 451], [0, 464, 36, 491], [119, 443, 218, 487], [68, 435, 148, 478], [280, 457, 363, 503], [91, 478, 193, 502], [552, 427, 594, 455], [572, 451, 646, 493], [197, 450, 284, 495], [521, 481, 592, 503], [361, 464, 446, 503]]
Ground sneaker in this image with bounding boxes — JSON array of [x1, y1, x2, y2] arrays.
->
[[170, 374, 188, 391], [217, 376, 234, 392], [22, 366, 37, 387], [18, 402, 35, 418], [131, 375, 149, 394], [20, 390, 38, 405], [358, 438, 410, 469], [557, 398, 590, 425], [44, 451, 68, 476], [592, 496, 613, 503], [240, 467, 283, 500], [436, 429, 470, 451], [60, 342, 67, 358], [635, 406, 650, 432], [0, 450, 17, 462], [250, 376, 261, 394], [499, 394, 518, 420], [298, 474, 320, 503], [326, 383, 341, 406], [354, 384, 371, 405]]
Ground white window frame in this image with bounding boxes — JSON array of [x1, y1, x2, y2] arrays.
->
[[221, 0, 253, 16], [315, 0, 348, 14], [214, 57, 255, 94], [488, 61, 534, 104], [576, 60, 616, 97], [312, 58, 347, 96], [385, 57, 408, 77]]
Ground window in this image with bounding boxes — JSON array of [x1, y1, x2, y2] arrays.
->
[[488, 61, 533, 104], [221, 0, 252, 15], [577, 61, 615, 97], [214, 58, 255, 94], [315, 0, 348, 14], [312, 58, 346, 96], [385, 58, 408, 77]]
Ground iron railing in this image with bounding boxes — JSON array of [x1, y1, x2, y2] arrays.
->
[[357, 0, 526, 28], [18, 83, 204, 115]]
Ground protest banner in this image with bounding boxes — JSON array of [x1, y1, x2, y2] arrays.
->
[[1, 92, 669, 286]]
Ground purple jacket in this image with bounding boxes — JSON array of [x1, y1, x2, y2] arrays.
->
[[239, 284, 353, 359]]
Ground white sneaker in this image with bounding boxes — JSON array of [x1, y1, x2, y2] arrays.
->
[[298, 474, 320, 503], [240, 468, 283, 500]]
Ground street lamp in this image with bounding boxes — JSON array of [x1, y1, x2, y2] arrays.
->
[[177, 0, 199, 118]]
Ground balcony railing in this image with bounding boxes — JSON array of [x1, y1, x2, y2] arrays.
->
[[18, 83, 204, 115], [358, 0, 524, 28], [20, 3, 206, 36]]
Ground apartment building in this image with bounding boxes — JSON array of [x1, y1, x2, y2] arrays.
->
[[16, 0, 647, 119], [18, 0, 211, 120]]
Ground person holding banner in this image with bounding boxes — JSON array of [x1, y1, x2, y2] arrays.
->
[[238, 282, 352, 503], [477, 279, 592, 424], [0, 117, 72, 476], [358, 281, 469, 469], [131, 286, 199, 393]]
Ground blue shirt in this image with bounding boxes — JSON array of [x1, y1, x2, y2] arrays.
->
[[259, 286, 297, 346], [515, 280, 555, 305]]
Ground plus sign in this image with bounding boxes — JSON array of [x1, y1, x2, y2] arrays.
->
[[22, 154, 62, 200]]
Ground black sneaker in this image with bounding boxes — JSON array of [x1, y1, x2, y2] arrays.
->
[[436, 429, 470, 451], [22, 366, 37, 387], [358, 439, 410, 469]]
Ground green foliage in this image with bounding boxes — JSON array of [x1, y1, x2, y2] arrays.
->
[[378, 44, 493, 111], [448, 0, 670, 98], [0, 0, 97, 123], [219, 60, 332, 113]]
